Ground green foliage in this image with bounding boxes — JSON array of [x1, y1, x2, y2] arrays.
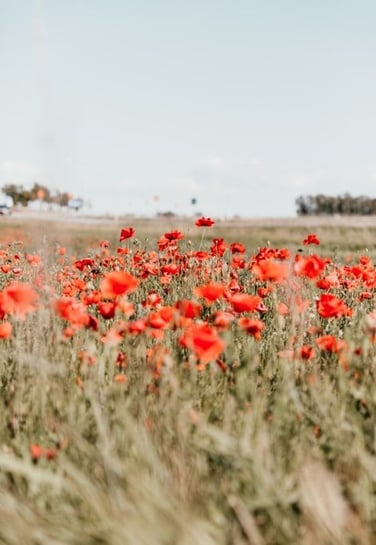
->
[[2, 182, 71, 207], [296, 192, 376, 215]]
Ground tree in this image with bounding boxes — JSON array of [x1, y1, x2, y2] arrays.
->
[[296, 193, 376, 216]]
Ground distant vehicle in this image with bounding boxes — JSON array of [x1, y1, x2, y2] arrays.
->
[[68, 198, 84, 211], [0, 193, 14, 215]]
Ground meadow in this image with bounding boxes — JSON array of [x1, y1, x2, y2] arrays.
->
[[0, 214, 375, 545]]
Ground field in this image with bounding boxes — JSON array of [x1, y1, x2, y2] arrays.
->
[[0, 213, 375, 545]]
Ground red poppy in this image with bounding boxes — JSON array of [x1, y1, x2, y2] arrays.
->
[[98, 302, 117, 319], [252, 259, 288, 282], [73, 258, 95, 271], [316, 294, 351, 318], [175, 299, 202, 319], [180, 322, 225, 364], [238, 317, 265, 339], [0, 321, 12, 339], [210, 238, 226, 256], [299, 345, 315, 360], [100, 271, 139, 299], [213, 310, 235, 328], [194, 283, 226, 303], [230, 293, 263, 313], [30, 444, 44, 461], [142, 292, 162, 308], [128, 318, 147, 335], [55, 298, 90, 328], [303, 233, 320, 245], [316, 334, 345, 353], [0, 282, 39, 319], [164, 230, 184, 241], [294, 255, 327, 279], [195, 217, 215, 227], [230, 242, 246, 254], [119, 227, 135, 241], [148, 306, 175, 329]]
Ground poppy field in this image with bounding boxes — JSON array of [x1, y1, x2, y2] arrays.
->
[[0, 217, 375, 544]]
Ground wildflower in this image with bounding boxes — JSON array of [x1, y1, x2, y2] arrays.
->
[[213, 310, 235, 328], [194, 283, 226, 304], [175, 299, 202, 319], [148, 306, 175, 329], [73, 258, 95, 271], [55, 298, 90, 328], [180, 322, 226, 364], [119, 227, 135, 241], [299, 345, 315, 360], [0, 321, 12, 339], [252, 259, 288, 282], [303, 233, 320, 245], [316, 294, 351, 318], [100, 271, 139, 299], [164, 230, 184, 241], [30, 444, 44, 461], [210, 238, 226, 256], [230, 293, 263, 313], [294, 255, 327, 279], [229, 242, 246, 254], [98, 302, 117, 319], [238, 317, 265, 340], [195, 217, 215, 227], [128, 318, 147, 335], [0, 282, 39, 319], [316, 335, 345, 353]]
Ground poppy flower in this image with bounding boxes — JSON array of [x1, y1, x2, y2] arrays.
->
[[160, 264, 180, 275], [299, 345, 315, 360], [55, 298, 90, 328], [30, 444, 44, 461], [238, 317, 265, 340], [164, 230, 184, 241], [0, 282, 39, 319], [316, 294, 351, 318], [119, 227, 135, 241], [194, 283, 226, 303], [316, 335, 345, 353], [0, 321, 12, 339], [98, 302, 117, 319], [230, 293, 263, 313], [294, 255, 327, 279], [148, 306, 175, 329], [213, 310, 235, 328], [252, 259, 288, 282], [180, 322, 226, 364], [303, 233, 320, 245], [175, 299, 202, 319], [210, 238, 226, 256], [128, 318, 147, 335], [100, 271, 139, 299], [143, 292, 162, 308], [73, 258, 94, 271], [195, 217, 215, 227], [230, 242, 246, 254]]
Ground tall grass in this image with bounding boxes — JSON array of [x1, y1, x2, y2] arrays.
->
[[0, 219, 375, 544]]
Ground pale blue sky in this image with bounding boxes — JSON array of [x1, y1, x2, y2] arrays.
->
[[1, 1, 376, 216]]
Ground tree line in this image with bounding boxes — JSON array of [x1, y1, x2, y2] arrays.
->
[[2, 183, 71, 207], [296, 193, 376, 215]]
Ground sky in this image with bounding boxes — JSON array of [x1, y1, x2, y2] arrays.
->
[[1, 0, 376, 217]]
